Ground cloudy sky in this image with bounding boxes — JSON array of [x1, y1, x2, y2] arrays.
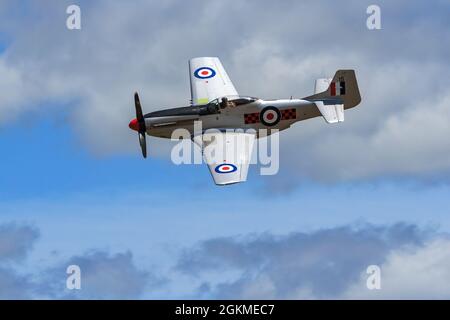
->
[[0, 0, 450, 299]]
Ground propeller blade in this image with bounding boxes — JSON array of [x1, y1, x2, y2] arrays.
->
[[134, 92, 147, 158], [139, 132, 147, 158], [134, 92, 144, 122]]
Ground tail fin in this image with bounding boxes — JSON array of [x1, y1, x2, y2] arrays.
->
[[305, 70, 361, 110]]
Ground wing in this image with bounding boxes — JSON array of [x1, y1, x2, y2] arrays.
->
[[189, 57, 238, 106], [193, 131, 256, 185]]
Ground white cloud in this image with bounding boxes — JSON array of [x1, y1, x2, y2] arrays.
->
[[1, 220, 450, 299], [176, 223, 436, 299], [0, 267, 33, 299], [0, 221, 161, 299], [0, 223, 39, 262], [0, 224, 39, 299], [283, 89, 450, 181], [50, 250, 160, 299], [342, 238, 450, 299]]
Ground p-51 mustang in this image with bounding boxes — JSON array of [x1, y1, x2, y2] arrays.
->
[[129, 57, 361, 185]]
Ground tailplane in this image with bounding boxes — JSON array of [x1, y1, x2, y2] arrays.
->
[[304, 70, 361, 123], [306, 70, 361, 109]]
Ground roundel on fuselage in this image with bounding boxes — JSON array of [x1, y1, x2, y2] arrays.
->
[[260, 106, 281, 126]]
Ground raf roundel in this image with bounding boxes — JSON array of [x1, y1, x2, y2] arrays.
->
[[194, 67, 216, 79], [260, 106, 281, 126], [215, 163, 238, 174]]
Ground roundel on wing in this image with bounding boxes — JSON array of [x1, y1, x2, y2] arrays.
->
[[194, 67, 216, 79], [215, 163, 238, 174], [260, 106, 281, 126]]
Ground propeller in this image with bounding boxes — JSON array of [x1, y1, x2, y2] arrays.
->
[[133, 92, 147, 158]]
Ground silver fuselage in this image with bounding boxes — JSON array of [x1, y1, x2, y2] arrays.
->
[[145, 97, 322, 139]]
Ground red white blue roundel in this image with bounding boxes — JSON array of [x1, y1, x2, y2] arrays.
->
[[260, 106, 281, 126], [215, 163, 237, 174], [194, 67, 216, 79]]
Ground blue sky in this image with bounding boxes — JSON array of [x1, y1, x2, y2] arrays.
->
[[1, 0, 450, 299]]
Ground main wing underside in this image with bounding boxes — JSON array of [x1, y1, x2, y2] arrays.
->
[[193, 131, 255, 185]]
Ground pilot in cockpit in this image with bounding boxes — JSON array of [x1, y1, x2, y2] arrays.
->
[[219, 97, 236, 109], [204, 96, 253, 114]]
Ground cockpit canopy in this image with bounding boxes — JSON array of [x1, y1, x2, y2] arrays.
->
[[145, 96, 258, 119], [203, 96, 258, 114], [207, 96, 258, 108]]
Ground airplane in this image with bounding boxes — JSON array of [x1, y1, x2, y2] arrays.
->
[[129, 57, 361, 186]]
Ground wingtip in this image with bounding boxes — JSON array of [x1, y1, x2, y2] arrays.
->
[[190, 56, 220, 62]]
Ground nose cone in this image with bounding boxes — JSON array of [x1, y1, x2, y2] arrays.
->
[[129, 118, 139, 131]]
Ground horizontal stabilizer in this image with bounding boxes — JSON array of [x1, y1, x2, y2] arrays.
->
[[315, 101, 344, 124], [304, 70, 361, 111], [314, 78, 332, 94]]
